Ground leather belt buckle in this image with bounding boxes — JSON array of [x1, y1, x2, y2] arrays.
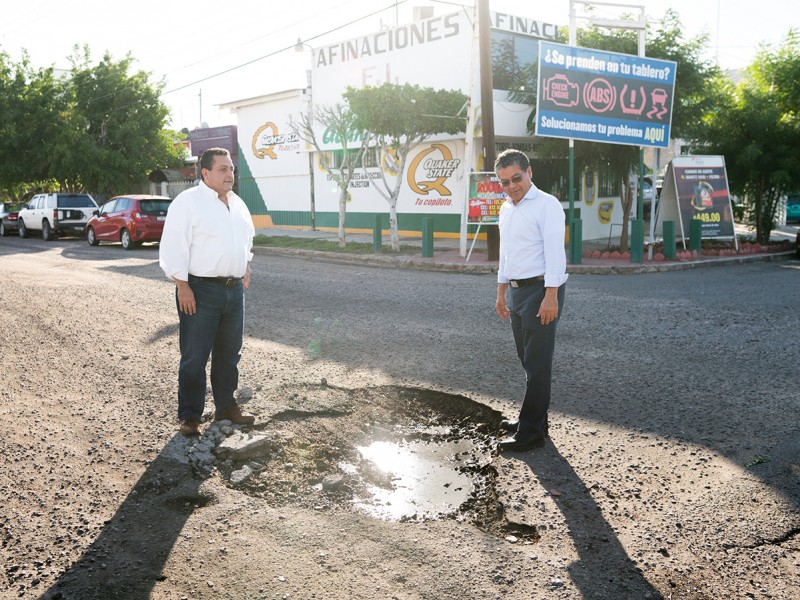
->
[[510, 280, 520, 288]]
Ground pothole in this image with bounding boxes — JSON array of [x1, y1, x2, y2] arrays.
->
[[185, 384, 538, 542]]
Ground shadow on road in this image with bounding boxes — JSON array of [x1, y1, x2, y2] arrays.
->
[[39, 437, 207, 600], [516, 443, 663, 599]]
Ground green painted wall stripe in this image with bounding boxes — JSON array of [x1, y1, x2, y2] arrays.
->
[[236, 147, 268, 216]]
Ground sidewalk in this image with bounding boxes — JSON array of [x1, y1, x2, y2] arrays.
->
[[253, 222, 798, 275]]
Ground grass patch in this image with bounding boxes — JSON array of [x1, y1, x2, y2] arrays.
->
[[744, 455, 771, 468], [253, 235, 419, 255]]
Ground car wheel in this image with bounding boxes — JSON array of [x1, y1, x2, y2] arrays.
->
[[0, 222, 6, 237], [42, 220, 54, 241], [121, 228, 135, 250], [87, 227, 99, 246], [19, 220, 28, 238]]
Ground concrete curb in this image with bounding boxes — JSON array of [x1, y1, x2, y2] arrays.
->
[[253, 245, 796, 275]]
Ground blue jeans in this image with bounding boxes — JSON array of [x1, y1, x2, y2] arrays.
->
[[508, 282, 566, 438], [176, 277, 244, 422]]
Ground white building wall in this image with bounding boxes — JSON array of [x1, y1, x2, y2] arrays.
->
[[220, 9, 642, 240]]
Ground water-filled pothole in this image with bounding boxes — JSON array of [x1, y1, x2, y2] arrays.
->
[[209, 384, 537, 542], [342, 438, 477, 520]]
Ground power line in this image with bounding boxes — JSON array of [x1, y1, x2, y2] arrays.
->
[[161, 0, 409, 97]]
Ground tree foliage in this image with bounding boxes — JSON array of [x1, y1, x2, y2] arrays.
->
[[0, 51, 66, 194], [344, 83, 467, 251], [0, 46, 185, 202], [291, 103, 368, 247], [691, 30, 800, 243]]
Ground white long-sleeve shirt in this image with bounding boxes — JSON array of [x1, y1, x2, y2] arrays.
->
[[497, 182, 568, 289], [159, 181, 255, 281]]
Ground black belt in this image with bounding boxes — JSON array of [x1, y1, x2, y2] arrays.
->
[[509, 275, 544, 288], [189, 274, 242, 288]]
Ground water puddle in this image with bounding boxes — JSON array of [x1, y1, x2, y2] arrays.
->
[[213, 384, 536, 541], [341, 439, 477, 521]]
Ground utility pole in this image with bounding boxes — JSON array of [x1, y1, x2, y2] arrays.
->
[[478, 0, 499, 261]]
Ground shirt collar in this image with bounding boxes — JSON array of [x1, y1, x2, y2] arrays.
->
[[506, 182, 540, 207], [198, 179, 232, 202]]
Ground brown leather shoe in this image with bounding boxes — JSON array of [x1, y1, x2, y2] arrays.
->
[[179, 418, 201, 436], [216, 403, 255, 425]]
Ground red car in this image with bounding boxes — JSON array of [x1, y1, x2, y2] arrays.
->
[[86, 195, 172, 249]]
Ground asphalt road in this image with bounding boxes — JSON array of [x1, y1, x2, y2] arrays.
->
[[4, 236, 799, 475], [2, 235, 799, 598]]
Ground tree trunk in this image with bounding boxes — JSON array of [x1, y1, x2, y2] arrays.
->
[[338, 190, 347, 247], [618, 181, 633, 252], [389, 200, 400, 252]]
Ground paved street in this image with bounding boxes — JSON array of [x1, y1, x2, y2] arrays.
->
[[2, 235, 799, 598]]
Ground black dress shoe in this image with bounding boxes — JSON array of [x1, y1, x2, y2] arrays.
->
[[498, 434, 545, 452], [499, 419, 519, 433], [499, 420, 549, 437]]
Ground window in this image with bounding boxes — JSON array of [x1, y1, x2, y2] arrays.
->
[[596, 164, 621, 198], [57, 194, 96, 208], [100, 200, 118, 215], [491, 31, 540, 92], [531, 158, 573, 201], [116, 198, 131, 212], [140, 200, 171, 215]]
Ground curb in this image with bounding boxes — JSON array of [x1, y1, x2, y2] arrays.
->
[[252, 246, 796, 275]]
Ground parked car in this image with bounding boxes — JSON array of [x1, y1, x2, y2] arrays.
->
[[1, 208, 20, 236], [86, 195, 172, 250], [18, 193, 99, 240]]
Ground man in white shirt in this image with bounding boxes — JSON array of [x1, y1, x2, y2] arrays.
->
[[159, 148, 256, 436], [494, 149, 568, 451]]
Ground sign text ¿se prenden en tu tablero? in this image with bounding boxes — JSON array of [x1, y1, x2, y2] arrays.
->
[[543, 47, 673, 81]]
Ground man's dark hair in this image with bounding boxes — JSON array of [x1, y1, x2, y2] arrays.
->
[[199, 147, 231, 173], [494, 149, 530, 173]]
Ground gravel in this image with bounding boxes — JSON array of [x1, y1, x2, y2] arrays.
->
[[1, 238, 798, 599]]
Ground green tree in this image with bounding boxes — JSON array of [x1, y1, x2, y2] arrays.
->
[[0, 51, 66, 195], [64, 46, 185, 197], [344, 83, 467, 251], [1, 47, 184, 200], [291, 103, 368, 247], [692, 30, 800, 243]]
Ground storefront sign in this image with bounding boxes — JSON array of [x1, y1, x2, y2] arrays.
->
[[467, 173, 505, 224], [657, 156, 736, 239], [407, 143, 461, 196], [536, 41, 676, 148], [252, 122, 300, 159]]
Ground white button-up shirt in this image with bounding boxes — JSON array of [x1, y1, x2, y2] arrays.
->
[[159, 181, 255, 281], [497, 182, 568, 288]]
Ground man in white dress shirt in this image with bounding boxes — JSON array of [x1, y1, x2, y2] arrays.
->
[[494, 149, 568, 451], [159, 148, 256, 436]]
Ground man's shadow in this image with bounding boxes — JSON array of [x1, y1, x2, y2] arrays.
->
[[510, 442, 663, 599], [39, 436, 211, 600]]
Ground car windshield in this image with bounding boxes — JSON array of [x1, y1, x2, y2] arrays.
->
[[139, 200, 172, 214], [57, 194, 95, 208]]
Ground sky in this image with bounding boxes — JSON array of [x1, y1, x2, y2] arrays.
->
[[1, 0, 796, 131]]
